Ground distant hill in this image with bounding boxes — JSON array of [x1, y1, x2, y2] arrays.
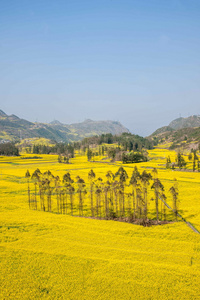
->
[[0, 109, 7, 117], [0, 110, 129, 142], [150, 126, 174, 136], [168, 115, 200, 130], [149, 115, 200, 150]]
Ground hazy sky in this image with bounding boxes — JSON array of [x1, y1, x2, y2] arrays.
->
[[0, 0, 200, 136]]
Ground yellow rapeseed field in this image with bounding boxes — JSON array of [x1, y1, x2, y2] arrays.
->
[[0, 148, 200, 299]]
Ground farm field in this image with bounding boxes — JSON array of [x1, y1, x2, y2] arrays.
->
[[0, 148, 200, 299]]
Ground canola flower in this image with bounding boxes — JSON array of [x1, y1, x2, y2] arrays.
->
[[0, 149, 200, 299]]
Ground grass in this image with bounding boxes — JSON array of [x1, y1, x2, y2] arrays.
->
[[0, 148, 200, 299]]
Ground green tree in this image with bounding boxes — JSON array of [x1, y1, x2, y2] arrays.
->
[[58, 155, 62, 163], [169, 179, 179, 221], [107, 148, 116, 161], [54, 175, 61, 213], [115, 166, 128, 215], [76, 176, 86, 216], [141, 170, 152, 220], [151, 169, 164, 223], [87, 147, 93, 161], [106, 171, 115, 216], [177, 152, 187, 169], [129, 167, 141, 219], [88, 169, 96, 217], [166, 156, 171, 169], [95, 177, 103, 218], [63, 172, 74, 214], [25, 170, 31, 208], [31, 168, 41, 210], [191, 150, 198, 172]]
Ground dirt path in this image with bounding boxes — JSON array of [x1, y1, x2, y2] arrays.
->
[[159, 196, 200, 235]]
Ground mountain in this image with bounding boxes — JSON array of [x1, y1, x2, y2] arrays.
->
[[150, 115, 200, 138], [168, 115, 200, 130], [0, 109, 7, 117], [0, 110, 129, 142], [149, 115, 200, 150], [67, 119, 128, 136], [49, 120, 63, 125], [150, 126, 174, 136]]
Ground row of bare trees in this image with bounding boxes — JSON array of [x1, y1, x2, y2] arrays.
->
[[26, 166, 179, 224]]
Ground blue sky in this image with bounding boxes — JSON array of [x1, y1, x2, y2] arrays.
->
[[0, 0, 200, 136]]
